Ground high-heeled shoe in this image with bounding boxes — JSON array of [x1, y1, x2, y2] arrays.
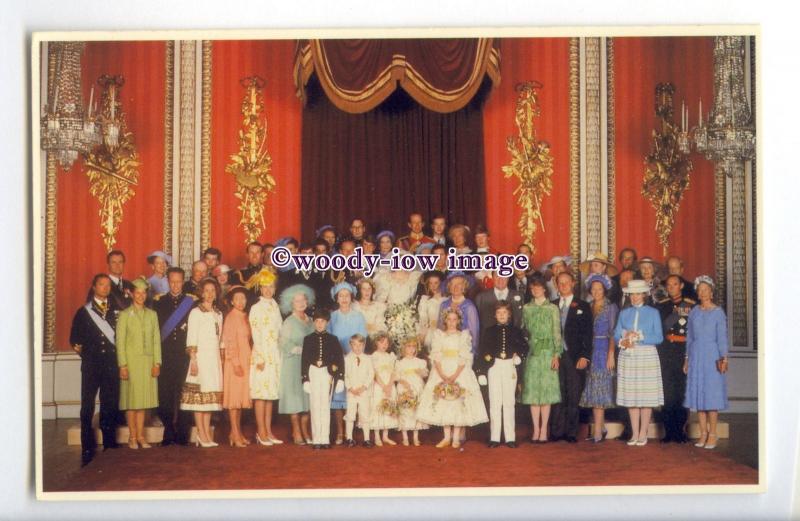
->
[[195, 437, 217, 448], [704, 434, 718, 449], [694, 433, 709, 448], [635, 436, 648, 447], [626, 437, 638, 446], [435, 439, 451, 448], [255, 434, 274, 446], [128, 438, 139, 450], [267, 436, 283, 445], [304, 437, 313, 445], [137, 437, 152, 449], [229, 435, 247, 448]]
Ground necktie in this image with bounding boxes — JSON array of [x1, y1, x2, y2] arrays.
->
[[356, 356, 360, 366], [559, 298, 569, 350]]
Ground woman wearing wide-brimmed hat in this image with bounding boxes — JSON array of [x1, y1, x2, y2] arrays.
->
[[613, 279, 664, 446], [683, 275, 729, 450], [540, 255, 573, 301], [579, 252, 619, 302]]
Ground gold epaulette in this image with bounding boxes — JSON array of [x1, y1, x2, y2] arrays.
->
[[684, 298, 696, 304], [658, 297, 670, 304]]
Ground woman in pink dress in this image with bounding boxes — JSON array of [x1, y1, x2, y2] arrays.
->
[[222, 286, 253, 447]]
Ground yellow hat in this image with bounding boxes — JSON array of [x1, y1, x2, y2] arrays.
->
[[245, 267, 276, 289]]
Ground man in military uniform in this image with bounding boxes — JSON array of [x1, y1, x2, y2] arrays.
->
[[153, 267, 196, 446], [70, 274, 121, 466], [182, 260, 208, 297], [231, 241, 265, 307], [657, 274, 696, 443], [396, 212, 435, 253]]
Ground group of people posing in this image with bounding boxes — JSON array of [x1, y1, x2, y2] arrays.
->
[[70, 214, 730, 467]]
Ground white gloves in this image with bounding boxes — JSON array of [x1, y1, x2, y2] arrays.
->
[[334, 380, 344, 394], [478, 375, 488, 386], [303, 381, 311, 394], [513, 354, 522, 366], [291, 346, 303, 355]]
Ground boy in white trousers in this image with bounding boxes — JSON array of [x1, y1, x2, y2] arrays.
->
[[302, 308, 345, 450], [343, 334, 375, 447], [476, 301, 527, 447]]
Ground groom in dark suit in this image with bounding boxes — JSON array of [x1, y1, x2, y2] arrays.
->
[[475, 275, 524, 331], [549, 271, 594, 443]]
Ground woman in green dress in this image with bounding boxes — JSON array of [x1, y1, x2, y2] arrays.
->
[[277, 284, 316, 444], [521, 276, 563, 443], [117, 277, 162, 449]]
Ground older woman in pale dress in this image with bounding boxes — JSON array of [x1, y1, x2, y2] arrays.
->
[[248, 269, 284, 446]]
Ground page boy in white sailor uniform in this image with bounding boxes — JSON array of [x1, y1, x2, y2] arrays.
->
[[344, 334, 375, 447]]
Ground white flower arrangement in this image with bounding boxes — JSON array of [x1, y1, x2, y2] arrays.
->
[[385, 303, 419, 352]]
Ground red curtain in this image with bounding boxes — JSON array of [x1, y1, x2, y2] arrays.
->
[[296, 39, 500, 113], [210, 40, 303, 268], [483, 38, 572, 262], [614, 37, 716, 279], [300, 78, 487, 241], [54, 41, 166, 351]]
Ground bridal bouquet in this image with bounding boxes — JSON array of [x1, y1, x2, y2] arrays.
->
[[385, 303, 419, 352]]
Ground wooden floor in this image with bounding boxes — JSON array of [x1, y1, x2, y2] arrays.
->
[[41, 413, 758, 493]]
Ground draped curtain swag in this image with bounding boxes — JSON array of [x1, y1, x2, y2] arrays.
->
[[294, 38, 501, 113]]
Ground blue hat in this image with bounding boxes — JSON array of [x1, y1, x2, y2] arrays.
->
[[147, 250, 173, 265], [316, 225, 335, 238], [584, 273, 613, 290], [376, 230, 395, 243], [330, 281, 357, 301], [415, 242, 434, 255], [275, 236, 297, 247]]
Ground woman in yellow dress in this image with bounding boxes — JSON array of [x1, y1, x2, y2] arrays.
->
[[117, 277, 162, 449]]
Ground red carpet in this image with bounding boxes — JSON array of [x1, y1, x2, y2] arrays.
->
[[45, 422, 757, 492]]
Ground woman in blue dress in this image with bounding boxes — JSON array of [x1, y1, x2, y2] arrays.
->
[[327, 281, 367, 445], [579, 274, 618, 443], [438, 272, 480, 354], [683, 275, 729, 450], [614, 279, 664, 447]]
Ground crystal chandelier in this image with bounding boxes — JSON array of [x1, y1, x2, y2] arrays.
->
[[40, 42, 101, 169], [678, 36, 755, 177]]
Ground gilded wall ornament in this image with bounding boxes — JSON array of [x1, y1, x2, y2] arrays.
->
[[226, 76, 276, 244], [501, 81, 554, 254], [642, 83, 693, 257], [83, 75, 139, 251]]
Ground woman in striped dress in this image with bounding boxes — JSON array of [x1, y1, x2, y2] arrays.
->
[[613, 279, 664, 446]]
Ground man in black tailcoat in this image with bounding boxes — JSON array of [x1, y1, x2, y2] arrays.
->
[[549, 271, 593, 443], [71, 274, 121, 466]]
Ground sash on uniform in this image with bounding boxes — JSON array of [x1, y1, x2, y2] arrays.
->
[[84, 302, 115, 344], [161, 295, 195, 342]]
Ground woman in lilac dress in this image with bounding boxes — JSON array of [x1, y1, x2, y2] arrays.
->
[[438, 272, 479, 354], [683, 275, 729, 450], [578, 274, 618, 442]]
